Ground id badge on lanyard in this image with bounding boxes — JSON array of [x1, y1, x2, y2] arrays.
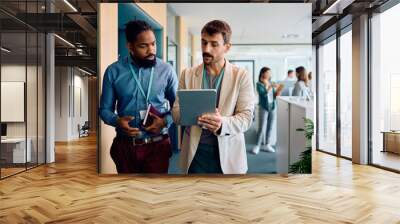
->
[[128, 64, 154, 120]]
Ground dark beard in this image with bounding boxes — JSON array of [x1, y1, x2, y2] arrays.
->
[[202, 52, 214, 65], [131, 54, 156, 68]]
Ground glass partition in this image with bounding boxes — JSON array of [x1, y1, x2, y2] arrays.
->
[[0, 0, 46, 179], [1, 30, 28, 177], [317, 37, 337, 155], [370, 4, 400, 171], [339, 29, 352, 158]]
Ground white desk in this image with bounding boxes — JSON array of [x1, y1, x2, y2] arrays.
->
[[1, 138, 32, 163], [276, 97, 314, 174]]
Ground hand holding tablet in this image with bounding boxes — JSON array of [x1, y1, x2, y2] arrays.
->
[[178, 89, 217, 126]]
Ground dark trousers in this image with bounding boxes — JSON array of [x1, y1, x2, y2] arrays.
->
[[188, 143, 223, 174], [110, 136, 172, 173]]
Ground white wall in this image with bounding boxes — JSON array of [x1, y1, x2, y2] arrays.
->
[[1, 64, 46, 163], [169, 3, 312, 44], [54, 66, 89, 141], [55, 66, 69, 141], [72, 72, 89, 138], [1, 65, 38, 138], [1, 65, 26, 140]]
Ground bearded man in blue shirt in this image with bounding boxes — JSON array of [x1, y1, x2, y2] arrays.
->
[[99, 20, 178, 173]]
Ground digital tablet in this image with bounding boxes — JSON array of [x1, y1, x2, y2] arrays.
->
[[178, 89, 217, 126]]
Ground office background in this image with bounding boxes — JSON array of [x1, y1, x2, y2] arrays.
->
[[98, 3, 313, 174], [0, 3, 46, 177]]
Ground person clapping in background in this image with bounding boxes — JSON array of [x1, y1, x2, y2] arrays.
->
[[252, 67, 283, 154]]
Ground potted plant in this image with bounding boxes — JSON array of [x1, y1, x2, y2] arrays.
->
[[289, 118, 314, 174]]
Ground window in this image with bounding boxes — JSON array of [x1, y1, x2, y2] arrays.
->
[[0, 1, 47, 179], [340, 29, 352, 158], [370, 3, 400, 171], [317, 37, 337, 155]]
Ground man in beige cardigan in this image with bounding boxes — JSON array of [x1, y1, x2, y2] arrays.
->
[[172, 20, 255, 174]]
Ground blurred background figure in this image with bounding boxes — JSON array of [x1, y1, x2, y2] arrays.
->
[[292, 66, 311, 97], [279, 69, 297, 96], [285, 69, 297, 82], [252, 67, 283, 154]]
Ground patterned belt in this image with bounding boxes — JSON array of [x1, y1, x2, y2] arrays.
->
[[118, 134, 169, 146]]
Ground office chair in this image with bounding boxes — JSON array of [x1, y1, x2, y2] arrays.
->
[[78, 121, 90, 138]]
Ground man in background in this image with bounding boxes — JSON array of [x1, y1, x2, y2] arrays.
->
[[284, 69, 297, 81]]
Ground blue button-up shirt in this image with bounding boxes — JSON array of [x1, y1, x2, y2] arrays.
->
[[99, 56, 178, 138]]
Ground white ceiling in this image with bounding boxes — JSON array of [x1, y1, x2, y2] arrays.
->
[[168, 3, 312, 44]]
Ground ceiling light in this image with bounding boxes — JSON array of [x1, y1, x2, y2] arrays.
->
[[1, 47, 11, 53], [54, 34, 75, 48], [63, 0, 78, 12], [76, 48, 86, 56], [77, 67, 93, 76], [322, 0, 352, 14], [323, 0, 342, 14]]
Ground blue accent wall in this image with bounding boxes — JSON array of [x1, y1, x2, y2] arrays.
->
[[118, 3, 164, 59]]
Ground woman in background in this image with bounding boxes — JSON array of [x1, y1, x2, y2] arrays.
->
[[252, 67, 283, 154], [292, 66, 311, 97]]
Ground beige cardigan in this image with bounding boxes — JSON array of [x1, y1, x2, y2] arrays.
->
[[172, 60, 255, 174]]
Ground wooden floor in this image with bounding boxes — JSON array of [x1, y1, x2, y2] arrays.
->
[[1, 167, 26, 178], [372, 150, 400, 171], [1, 135, 400, 223], [1, 163, 46, 178]]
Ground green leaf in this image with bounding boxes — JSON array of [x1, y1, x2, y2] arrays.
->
[[290, 118, 314, 174]]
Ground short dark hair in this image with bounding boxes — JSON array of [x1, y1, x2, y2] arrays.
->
[[125, 20, 153, 43], [259, 67, 271, 82], [201, 20, 232, 44], [288, 69, 294, 74]]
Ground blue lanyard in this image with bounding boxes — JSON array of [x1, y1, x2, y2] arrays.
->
[[202, 65, 225, 90], [128, 63, 154, 104]]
